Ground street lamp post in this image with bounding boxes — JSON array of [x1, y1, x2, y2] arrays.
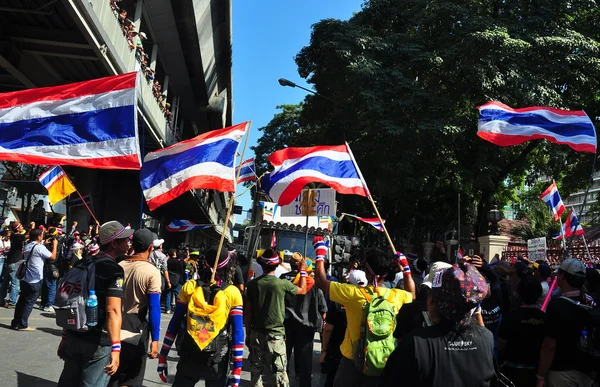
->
[[278, 78, 337, 103], [487, 205, 504, 236]]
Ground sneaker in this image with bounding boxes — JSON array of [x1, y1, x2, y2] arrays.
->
[[43, 307, 53, 312], [19, 327, 36, 332], [7, 304, 16, 309]]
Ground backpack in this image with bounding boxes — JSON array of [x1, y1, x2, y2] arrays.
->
[[353, 287, 398, 376], [53, 256, 111, 332], [560, 296, 600, 361]]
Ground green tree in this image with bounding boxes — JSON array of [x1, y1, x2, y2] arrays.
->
[[258, 0, 600, 240]]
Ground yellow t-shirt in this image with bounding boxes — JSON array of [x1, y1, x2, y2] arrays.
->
[[329, 282, 412, 360], [178, 280, 243, 350]]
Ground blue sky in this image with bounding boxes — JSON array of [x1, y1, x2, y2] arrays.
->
[[232, 0, 364, 212]]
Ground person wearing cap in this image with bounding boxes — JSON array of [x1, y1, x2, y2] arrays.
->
[[108, 229, 162, 387], [39, 227, 61, 312], [497, 276, 545, 387], [0, 229, 11, 304], [313, 239, 415, 387], [57, 221, 131, 387], [185, 248, 200, 281], [536, 258, 596, 387], [380, 262, 494, 386], [164, 250, 186, 314], [279, 252, 327, 387], [157, 246, 245, 386], [0, 222, 26, 308], [246, 248, 309, 387], [11, 228, 58, 331], [148, 236, 171, 306]]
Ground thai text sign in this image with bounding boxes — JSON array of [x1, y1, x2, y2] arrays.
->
[[280, 189, 336, 217]]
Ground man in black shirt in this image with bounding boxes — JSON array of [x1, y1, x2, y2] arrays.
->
[[0, 222, 26, 307], [498, 276, 545, 386], [380, 262, 495, 387], [57, 221, 132, 387], [536, 258, 595, 387]]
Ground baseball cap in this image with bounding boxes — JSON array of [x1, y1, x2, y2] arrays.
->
[[422, 261, 453, 288], [152, 232, 164, 248], [431, 262, 489, 323], [560, 258, 586, 277], [132, 229, 155, 252], [99, 221, 135, 245], [348, 270, 368, 287]]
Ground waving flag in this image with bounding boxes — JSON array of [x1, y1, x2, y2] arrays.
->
[[457, 247, 464, 260], [477, 101, 597, 153], [166, 219, 213, 232], [140, 122, 248, 211], [237, 158, 256, 184], [539, 182, 566, 221], [564, 209, 584, 238], [261, 143, 370, 206], [0, 73, 140, 169], [38, 166, 76, 204], [344, 213, 385, 232]]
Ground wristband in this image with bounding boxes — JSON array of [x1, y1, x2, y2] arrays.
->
[[300, 271, 307, 277], [315, 256, 324, 263], [111, 342, 121, 352]]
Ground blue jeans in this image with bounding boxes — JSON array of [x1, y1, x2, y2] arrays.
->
[[165, 284, 182, 312], [41, 276, 57, 308], [58, 335, 111, 387], [0, 263, 21, 306], [0, 257, 4, 282], [11, 280, 42, 328]]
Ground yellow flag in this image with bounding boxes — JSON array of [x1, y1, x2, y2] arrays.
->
[[38, 167, 77, 204]]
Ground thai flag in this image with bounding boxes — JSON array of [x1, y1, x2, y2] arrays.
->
[[140, 122, 248, 211], [271, 231, 277, 247], [166, 219, 212, 232], [564, 209, 585, 238], [539, 182, 566, 221], [0, 73, 140, 169], [457, 247, 464, 260], [237, 158, 256, 184], [344, 213, 385, 232], [477, 101, 597, 153], [261, 143, 370, 205]]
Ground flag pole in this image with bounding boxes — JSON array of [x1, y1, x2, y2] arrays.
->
[[345, 142, 397, 253], [211, 121, 252, 284], [59, 167, 99, 225]]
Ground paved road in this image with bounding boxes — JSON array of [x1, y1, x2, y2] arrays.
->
[[0, 306, 324, 386]]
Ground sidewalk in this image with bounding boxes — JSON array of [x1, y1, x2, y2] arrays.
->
[[0, 306, 324, 386]]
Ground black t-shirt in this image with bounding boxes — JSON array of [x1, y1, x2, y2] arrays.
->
[[481, 285, 503, 336], [167, 257, 185, 285], [234, 265, 244, 286], [6, 233, 25, 264], [497, 306, 545, 366], [380, 324, 495, 387], [280, 271, 327, 331], [324, 302, 347, 360], [394, 299, 431, 340], [545, 295, 593, 373], [67, 253, 124, 346]]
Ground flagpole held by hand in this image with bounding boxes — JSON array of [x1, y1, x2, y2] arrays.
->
[[211, 121, 252, 284]]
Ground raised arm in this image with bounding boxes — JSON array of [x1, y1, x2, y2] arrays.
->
[[313, 236, 331, 294]]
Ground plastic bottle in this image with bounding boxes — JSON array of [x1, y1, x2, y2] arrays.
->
[[86, 290, 98, 327], [580, 330, 589, 350]]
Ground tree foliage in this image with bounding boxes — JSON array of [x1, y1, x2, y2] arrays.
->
[[255, 0, 600, 240]]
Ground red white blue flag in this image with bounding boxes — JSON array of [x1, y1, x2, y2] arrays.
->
[[457, 247, 464, 260], [166, 219, 212, 232], [0, 73, 140, 169], [237, 158, 256, 184], [477, 101, 597, 153], [539, 182, 566, 221], [140, 122, 248, 210], [344, 213, 385, 232], [261, 143, 370, 206], [564, 209, 584, 238]]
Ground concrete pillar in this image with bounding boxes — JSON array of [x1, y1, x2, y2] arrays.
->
[[478, 235, 510, 263], [133, 0, 143, 31], [163, 75, 169, 98], [150, 43, 158, 71], [423, 241, 434, 262]]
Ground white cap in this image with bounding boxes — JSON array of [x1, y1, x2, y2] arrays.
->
[[348, 270, 368, 287], [153, 238, 164, 248], [422, 261, 453, 288]]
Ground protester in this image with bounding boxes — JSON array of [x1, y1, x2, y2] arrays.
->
[[0, 229, 11, 294], [536, 258, 596, 387], [313, 238, 415, 386], [40, 227, 61, 312], [498, 276, 545, 386], [280, 252, 327, 387], [56, 220, 131, 387], [246, 248, 309, 386], [158, 246, 245, 386], [475, 257, 504, 354], [148, 236, 172, 306], [11, 229, 58, 330], [164, 249, 185, 314], [320, 299, 347, 387], [0, 222, 26, 308], [379, 262, 495, 386], [109, 229, 161, 387]]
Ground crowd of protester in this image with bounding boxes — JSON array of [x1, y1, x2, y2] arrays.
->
[[1, 217, 599, 386], [109, 0, 174, 127]]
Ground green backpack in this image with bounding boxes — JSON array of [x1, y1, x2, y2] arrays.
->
[[353, 287, 397, 376]]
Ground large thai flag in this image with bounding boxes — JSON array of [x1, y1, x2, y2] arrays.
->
[[539, 181, 566, 221], [564, 209, 585, 238], [261, 144, 370, 206], [344, 213, 385, 232], [477, 101, 597, 153], [140, 122, 248, 211], [237, 158, 256, 184], [166, 219, 212, 232], [0, 73, 140, 169]]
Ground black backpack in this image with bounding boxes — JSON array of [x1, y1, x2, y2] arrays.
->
[[560, 296, 600, 361]]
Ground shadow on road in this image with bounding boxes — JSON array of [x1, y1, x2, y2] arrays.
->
[[36, 327, 64, 337], [0, 322, 14, 331], [16, 371, 56, 386]]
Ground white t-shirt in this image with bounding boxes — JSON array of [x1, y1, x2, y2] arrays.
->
[[0, 239, 10, 258]]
